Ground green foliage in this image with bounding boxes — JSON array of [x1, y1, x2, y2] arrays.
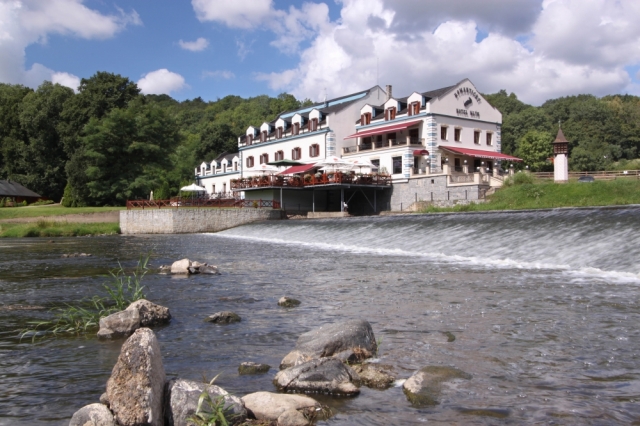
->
[[31, 199, 54, 205], [515, 130, 553, 172], [154, 181, 171, 200], [0, 221, 120, 238], [189, 375, 236, 426], [503, 171, 535, 187], [20, 255, 148, 340]]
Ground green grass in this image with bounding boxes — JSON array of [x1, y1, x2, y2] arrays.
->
[[421, 178, 640, 213], [0, 221, 120, 237], [0, 205, 124, 220]]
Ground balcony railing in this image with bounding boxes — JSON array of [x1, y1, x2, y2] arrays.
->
[[230, 172, 391, 189]]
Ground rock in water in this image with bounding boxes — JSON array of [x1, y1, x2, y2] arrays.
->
[[402, 365, 472, 406], [278, 296, 301, 307], [280, 319, 377, 369], [126, 299, 171, 327], [164, 378, 246, 426], [274, 358, 360, 395], [242, 392, 322, 426], [106, 328, 166, 426], [351, 363, 396, 389], [205, 311, 241, 324], [97, 309, 140, 339], [170, 258, 191, 274], [69, 403, 115, 426], [238, 362, 271, 375], [199, 265, 220, 275]]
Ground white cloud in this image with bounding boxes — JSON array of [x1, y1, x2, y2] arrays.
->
[[202, 70, 235, 80], [137, 69, 188, 95], [191, 0, 273, 29], [0, 0, 140, 88], [51, 71, 81, 92], [252, 0, 640, 105], [178, 37, 209, 52]]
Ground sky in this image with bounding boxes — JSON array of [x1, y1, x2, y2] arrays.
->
[[1, 0, 640, 106]]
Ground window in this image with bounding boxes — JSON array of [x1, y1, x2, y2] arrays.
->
[[486, 132, 493, 145], [474, 130, 480, 144], [223, 164, 227, 173], [275, 150, 284, 161], [440, 126, 448, 140], [292, 147, 302, 160], [246, 156, 254, 168], [385, 107, 396, 121], [361, 112, 372, 125], [409, 128, 419, 143], [310, 118, 318, 132], [276, 127, 283, 139], [371, 159, 380, 169], [247, 134, 253, 145], [212, 184, 215, 193], [454, 128, 461, 142], [260, 130, 267, 142], [260, 153, 269, 164], [409, 102, 420, 116], [392, 156, 402, 174], [293, 122, 300, 135], [234, 162, 238, 171], [309, 144, 320, 157]]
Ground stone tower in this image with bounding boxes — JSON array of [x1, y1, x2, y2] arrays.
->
[[553, 124, 569, 183]]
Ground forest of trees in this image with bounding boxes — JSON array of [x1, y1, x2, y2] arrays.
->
[[1, 71, 639, 206]]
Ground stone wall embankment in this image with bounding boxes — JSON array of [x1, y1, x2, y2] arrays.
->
[[120, 208, 283, 234]]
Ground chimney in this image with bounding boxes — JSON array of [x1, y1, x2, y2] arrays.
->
[[385, 85, 392, 101]]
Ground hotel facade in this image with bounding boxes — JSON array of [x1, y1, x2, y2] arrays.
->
[[196, 79, 520, 213]]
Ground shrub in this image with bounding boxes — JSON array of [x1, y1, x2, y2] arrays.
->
[[32, 199, 54, 206], [503, 171, 535, 187]]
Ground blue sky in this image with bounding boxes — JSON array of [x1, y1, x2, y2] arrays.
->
[[2, 0, 640, 105]]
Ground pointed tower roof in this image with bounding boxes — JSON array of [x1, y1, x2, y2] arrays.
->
[[554, 127, 568, 143]]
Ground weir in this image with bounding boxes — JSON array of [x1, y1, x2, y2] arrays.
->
[[119, 208, 284, 234]]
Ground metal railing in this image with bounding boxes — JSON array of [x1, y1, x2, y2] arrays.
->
[[230, 172, 391, 189], [126, 197, 281, 210]]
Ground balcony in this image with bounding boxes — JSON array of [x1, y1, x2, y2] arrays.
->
[[230, 171, 391, 190], [342, 138, 426, 155]]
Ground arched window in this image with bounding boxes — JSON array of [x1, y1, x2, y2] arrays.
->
[[275, 150, 284, 161], [309, 144, 320, 157], [260, 153, 269, 164], [246, 156, 254, 168], [292, 147, 302, 160]]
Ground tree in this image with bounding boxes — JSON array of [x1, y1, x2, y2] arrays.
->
[[484, 90, 530, 116], [194, 122, 237, 162], [502, 107, 551, 155], [516, 130, 554, 172], [570, 138, 615, 171], [0, 84, 33, 179]]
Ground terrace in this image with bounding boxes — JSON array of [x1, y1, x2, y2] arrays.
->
[[230, 171, 391, 191]]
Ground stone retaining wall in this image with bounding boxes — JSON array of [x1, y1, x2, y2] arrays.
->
[[120, 208, 283, 234]]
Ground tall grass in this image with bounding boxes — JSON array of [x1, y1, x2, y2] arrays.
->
[[0, 221, 120, 237], [20, 255, 149, 341]]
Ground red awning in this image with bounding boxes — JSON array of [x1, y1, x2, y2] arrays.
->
[[278, 163, 317, 175], [344, 120, 423, 139], [413, 149, 429, 156], [440, 146, 523, 162]]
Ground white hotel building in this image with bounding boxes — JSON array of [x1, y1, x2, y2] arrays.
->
[[196, 79, 521, 213]]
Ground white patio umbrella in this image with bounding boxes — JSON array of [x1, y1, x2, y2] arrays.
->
[[348, 158, 378, 172], [180, 183, 206, 191], [315, 156, 353, 172], [253, 164, 280, 174]]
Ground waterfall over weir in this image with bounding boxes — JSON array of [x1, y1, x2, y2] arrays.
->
[[218, 207, 640, 281]]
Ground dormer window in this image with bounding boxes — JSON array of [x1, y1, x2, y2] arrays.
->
[[385, 107, 396, 121], [361, 112, 371, 125], [310, 118, 318, 132], [247, 134, 253, 145], [293, 123, 300, 136], [409, 102, 420, 116], [260, 153, 269, 164], [276, 127, 283, 139], [223, 164, 227, 173], [234, 162, 238, 171], [261, 130, 267, 142]]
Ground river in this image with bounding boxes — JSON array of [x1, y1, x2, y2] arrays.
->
[[1, 207, 640, 425]]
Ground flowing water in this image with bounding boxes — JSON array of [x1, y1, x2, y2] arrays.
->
[[1, 207, 640, 425]]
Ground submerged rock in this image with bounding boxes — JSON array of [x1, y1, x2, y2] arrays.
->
[[158, 265, 171, 274], [238, 362, 271, 375], [278, 296, 301, 307], [274, 358, 360, 396], [126, 299, 171, 327], [165, 378, 246, 426], [106, 328, 165, 426], [97, 309, 140, 339], [280, 319, 377, 369], [169, 258, 219, 275], [206, 311, 241, 324], [242, 391, 323, 426], [402, 365, 472, 406], [69, 403, 115, 426], [351, 363, 396, 389]]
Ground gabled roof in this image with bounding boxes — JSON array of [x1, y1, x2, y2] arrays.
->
[[214, 152, 237, 163], [0, 180, 42, 198], [422, 85, 456, 101], [554, 128, 569, 143]]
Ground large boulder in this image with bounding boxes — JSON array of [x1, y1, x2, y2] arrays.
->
[[280, 319, 377, 369], [126, 299, 171, 327], [351, 363, 396, 389], [97, 309, 140, 339], [274, 358, 360, 396], [205, 311, 241, 324], [69, 403, 115, 426], [402, 366, 472, 406], [170, 259, 191, 274], [106, 328, 166, 426], [164, 378, 246, 426], [242, 392, 322, 426]]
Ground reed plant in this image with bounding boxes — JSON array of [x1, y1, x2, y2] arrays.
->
[[20, 255, 149, 341], [188, 374, 238, 426]]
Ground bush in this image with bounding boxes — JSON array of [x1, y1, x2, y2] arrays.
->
[[503, 171, 534, 187], [62, 182, 79, 207], [31, 199, 54, 206], [154, 181, 171, 200]]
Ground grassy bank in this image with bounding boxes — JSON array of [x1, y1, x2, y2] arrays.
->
[[0, 221, 120, 238], [421, 178, 640, 213], [0, 205, 124, 221]]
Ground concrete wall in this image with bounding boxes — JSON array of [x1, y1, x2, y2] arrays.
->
[[120, 208, 283, 234], [381, 175, 485, 211]]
